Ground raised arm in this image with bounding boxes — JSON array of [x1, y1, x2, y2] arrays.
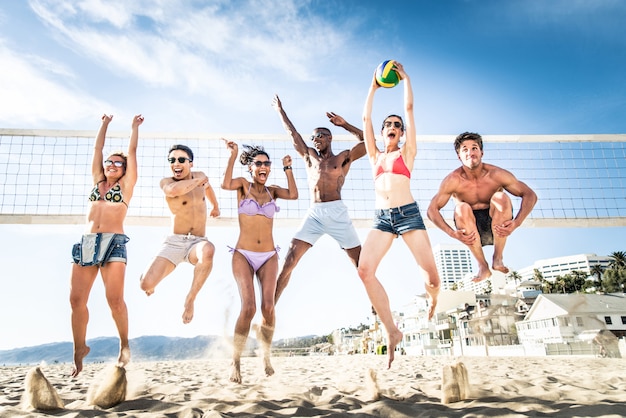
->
[[272, 155, 299, 201], [91, 114, 113, 183], [395, 63, 416, 162], [327, 112, 366, 161], [121, 114, 144, 189], [272, 94, 309, 158], [362, 74, 381, 163], [220, 138, 247, 192]]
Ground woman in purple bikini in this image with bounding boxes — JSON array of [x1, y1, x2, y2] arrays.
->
[[221, 139, 298, 384]]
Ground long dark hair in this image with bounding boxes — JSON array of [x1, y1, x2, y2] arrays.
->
[[239, 144, 270, 166]]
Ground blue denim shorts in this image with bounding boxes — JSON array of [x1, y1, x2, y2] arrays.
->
[[372, 202, 426, 236], [72, 233, 129, 266]]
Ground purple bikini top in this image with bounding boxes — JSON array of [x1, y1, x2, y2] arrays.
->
[[238, 184, 279, 218]]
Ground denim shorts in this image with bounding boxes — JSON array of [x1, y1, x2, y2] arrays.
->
[[72, 233, 129, 266], [372, 201, 426, 236]]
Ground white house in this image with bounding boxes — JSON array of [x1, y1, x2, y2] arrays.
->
[[516, 293, 626, 346]]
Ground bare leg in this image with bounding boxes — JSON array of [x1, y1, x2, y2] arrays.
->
[[344, 245, 361, 268], [102, 263, 131, 368], [230, 333, 247, 384], [69, 264, 98, 378], [255, 324, 275, 377], [258, 256, 279, 377], [490, 192, 513, 274], [183, 241, 215, 324], [401, 230, 441, 320], [455, 204, 492, 282], [230, 251, 256, 384], [357, 230, 403, 369], [274, 239, 311, 304], [139, 256, 176, 296]]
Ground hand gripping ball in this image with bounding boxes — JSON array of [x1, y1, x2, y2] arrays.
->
[[375, 60, 400, 88]]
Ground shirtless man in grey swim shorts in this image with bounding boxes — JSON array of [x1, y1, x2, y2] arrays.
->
[[271, 95, 366, 303], [140, 144, 220, 324]]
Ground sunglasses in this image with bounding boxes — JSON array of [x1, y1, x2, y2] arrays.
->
[[168, 157, 192, 164], [383, 121, 403, 129], [104, 160, 125, 167], [310, 132, 330, 140], [253, 161, 272, 167]]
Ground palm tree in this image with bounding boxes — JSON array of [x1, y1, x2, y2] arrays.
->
[[590, 264, 605, 292], [570, 270, 588, 293], [608, 251, 626, 270], [507, 271, 522, 285], [534, 269, 553, 293]]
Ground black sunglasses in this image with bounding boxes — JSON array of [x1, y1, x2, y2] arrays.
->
[[253, 161, 272, 167], [104, 160, 125, 167], [383, 121, 403, 129], [310, 132, 330, 140], [168, 157, 192, 164]]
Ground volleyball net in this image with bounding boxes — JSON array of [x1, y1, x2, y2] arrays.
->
[[1, 129, 625, 228]]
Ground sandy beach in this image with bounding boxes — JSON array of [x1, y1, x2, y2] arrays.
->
[[2, 354, 625, 417]]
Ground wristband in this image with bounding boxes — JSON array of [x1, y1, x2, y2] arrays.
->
[[283, 166, 292, 171]]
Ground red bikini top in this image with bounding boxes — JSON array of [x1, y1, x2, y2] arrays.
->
[[374, 150, 411, 179]]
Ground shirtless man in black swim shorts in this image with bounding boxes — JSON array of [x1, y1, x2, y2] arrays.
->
[[427, 132, 537, 282]]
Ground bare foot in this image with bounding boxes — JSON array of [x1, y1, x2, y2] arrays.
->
[[387, 329, 403, 369], [182, 301, 194, 324], [117, 346, 130, 368], [229, 360, 242, 384], [71, 345, 90, 378], [428, 294, 438, 321], [492, 260, 509, 274], [471, 266, 492, 282], [264, 357, 275, 377]]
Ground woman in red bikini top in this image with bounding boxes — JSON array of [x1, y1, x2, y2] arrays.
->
[[358, 61, 441, 369], [221, 138, 298, 384]]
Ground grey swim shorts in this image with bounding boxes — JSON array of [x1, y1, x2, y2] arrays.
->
[[156, 234, 209, 265], [294, 200, 360, 249]]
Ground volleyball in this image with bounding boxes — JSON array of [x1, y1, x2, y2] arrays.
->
[[375, 60, 400, 88]]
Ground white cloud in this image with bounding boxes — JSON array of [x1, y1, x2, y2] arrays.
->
[[28, 0, 354, 92], [0, 39, 111, 128]]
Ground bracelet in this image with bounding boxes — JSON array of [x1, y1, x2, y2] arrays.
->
[[283, 166, 292, 171]]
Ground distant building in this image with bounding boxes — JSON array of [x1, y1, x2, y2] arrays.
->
[[514, 280, 543, 316], [433, 243, 473, 290], [397, 294, 435, 355], [518, 253, 611, 282], [516, 293, 626, 346]]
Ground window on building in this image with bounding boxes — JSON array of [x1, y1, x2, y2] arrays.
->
[[605, 316, 613, 325], [576, 317, 584, 327], [621, 316, 626, 325]]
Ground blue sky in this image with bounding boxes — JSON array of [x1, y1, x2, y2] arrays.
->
[[1, 0, 625, 351]]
